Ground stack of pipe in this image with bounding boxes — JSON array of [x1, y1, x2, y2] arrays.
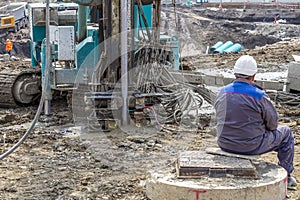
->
[[210, 41, 243, 54]]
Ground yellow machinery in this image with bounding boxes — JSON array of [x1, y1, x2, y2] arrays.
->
[[0, 16, 15, 29], [0, 2, 28, 34]]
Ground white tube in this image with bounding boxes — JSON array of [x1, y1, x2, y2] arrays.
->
[[121, 0, 129, 125], [45, 0, 51, 115]]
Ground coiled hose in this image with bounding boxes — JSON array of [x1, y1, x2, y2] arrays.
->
[[134, 46, 206, 125], [267, 90, 300, 108]]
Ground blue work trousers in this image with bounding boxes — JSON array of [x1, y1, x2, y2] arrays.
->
[[222, 126, 294, 175]]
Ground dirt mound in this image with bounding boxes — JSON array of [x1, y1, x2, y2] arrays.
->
[[0, 29, 30, 58], [193, 7, 300, 24]]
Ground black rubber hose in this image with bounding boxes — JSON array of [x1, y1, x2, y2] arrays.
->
[[0, 65, 49, 160]]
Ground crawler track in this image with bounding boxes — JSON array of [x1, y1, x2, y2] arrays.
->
[[0, 67, 41, 107]]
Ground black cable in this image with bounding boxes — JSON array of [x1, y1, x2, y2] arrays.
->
[[267, 91, 300, 108], [0, 46, 50, 160]]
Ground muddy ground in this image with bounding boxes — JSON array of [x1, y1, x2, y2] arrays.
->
[[1, 3, 300, 200]]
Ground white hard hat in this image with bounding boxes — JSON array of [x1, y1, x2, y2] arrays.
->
[[233, 55, 257, 76]]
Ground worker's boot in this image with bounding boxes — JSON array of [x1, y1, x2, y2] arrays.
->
[[287, 175, 297, 190]]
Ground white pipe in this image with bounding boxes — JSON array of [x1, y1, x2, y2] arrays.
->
[[45, 0, 51, 115], [121, 0, 129, 125]]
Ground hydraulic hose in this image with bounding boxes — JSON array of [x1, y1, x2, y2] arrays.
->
[[0, 80, 46, 160], [0, 54, 49, 160], [268, 91, 300, 108], [0, 0, 51, 160], [0, 58, 49, 160]]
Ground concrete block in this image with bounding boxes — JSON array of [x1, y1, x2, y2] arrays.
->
[[146, 153, 287, 200]]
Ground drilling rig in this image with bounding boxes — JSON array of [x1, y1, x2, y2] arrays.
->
[[0, 0, 206, 131]]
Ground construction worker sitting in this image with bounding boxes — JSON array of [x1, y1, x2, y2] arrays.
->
[[214, 55, 297, 189], [5, 39, 13, 56]]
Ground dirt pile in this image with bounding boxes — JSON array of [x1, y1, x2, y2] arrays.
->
[[181, 39, 300, 72], [160, 5, 300, 73], [194, 7, 300, 24], [0, 29, 31, 57]]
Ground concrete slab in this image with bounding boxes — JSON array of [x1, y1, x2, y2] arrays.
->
[[146, 158, 287, 200]]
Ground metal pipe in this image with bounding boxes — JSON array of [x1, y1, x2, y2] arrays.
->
[[210, 41, 223, 52], [121, 0, 129, 125], [213, 41, 234, 54], [130, 0, 135, 71], [224, 43, 243, 53], [45, 0, 51, 115], [78, 5, 87, 43], [44, 99, 50, 115], [136, 0, 152, 41], [99, 1, 105, 57], [153, 0, 161, 42], [107, 0, 112, 38]]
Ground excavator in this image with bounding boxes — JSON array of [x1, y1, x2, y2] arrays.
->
[[0, 0, 206, 131]]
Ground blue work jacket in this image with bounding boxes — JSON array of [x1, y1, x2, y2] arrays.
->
[[214, 79, 278, 153]]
